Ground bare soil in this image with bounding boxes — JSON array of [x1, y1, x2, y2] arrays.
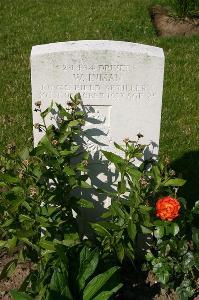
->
[[150, 5, 199, 37], [0, 251, 30, 300]]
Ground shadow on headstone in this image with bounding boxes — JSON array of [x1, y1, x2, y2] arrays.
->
[[75, 109, 158, 237], [74, 106, 118, 235], [171, 151, 199, 207]]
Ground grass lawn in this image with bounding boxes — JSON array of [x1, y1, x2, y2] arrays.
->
[[0, 0, 198, 201]]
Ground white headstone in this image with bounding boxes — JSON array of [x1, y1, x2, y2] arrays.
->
[[31, 40, 164, 151], [31, 40, 164, 209]]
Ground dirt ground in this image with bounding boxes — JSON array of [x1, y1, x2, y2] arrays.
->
[[150, 5, 199, 37], [0, 252, 199, 300], [0, 251, 30, 300]]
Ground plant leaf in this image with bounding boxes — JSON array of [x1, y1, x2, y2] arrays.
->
[[92, 283, 123, 300], [192, 227, 199, 246], [19, 238, 39, 251], [140, 225, 153, 235], [83, 266, 120, 300], [117, 180, 126, 194], [154, 226, 165, 238], [40, 102, 53, 118], [127, 221, 137, 241], [77, 248, 99, 291], [63, 165, 75, 176], [80, 181, 93, 189], [167, 223, 179, 236], [192, 200, 199, 214], [39, 239, 55, 251], [19, 215, 34, 223], [10, 290, 33, 300], [61, 232, 80, 247], [50, 264, 73, 300], [155, 268, 170, 284], [77, 199, 94, 208], [56, 103, 71, 118], [102, 151, 124, 164], [0, 240, 7, 249], [96, 221, 120, 231], [7, 236, 17, 253], [164, 178, 186, 187], [116, 243, 124, 263], [91, 223, 112, 237], [0, 173, 19, 183], [113, 142, 125, 152], [0, 259, 18, 279]]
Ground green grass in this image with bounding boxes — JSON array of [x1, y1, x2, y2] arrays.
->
[[0, 0, 198, 200], [170, 0, 199, 17]]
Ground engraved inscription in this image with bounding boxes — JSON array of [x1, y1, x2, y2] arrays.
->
[[39, 62, 156, 101], [40, 83, 154, 101], [73, 73, 121, 82], [55, 64, 131, 72]]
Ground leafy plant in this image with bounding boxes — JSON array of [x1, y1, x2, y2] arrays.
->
[[0, 94, 122, 299], [91, 138, 186, 263], [0, 94, 88, 257], [145, 199, 199, 299], [0, 96, 198, 300], [91, 139, 199, 299], [9, 245, 122, 300]]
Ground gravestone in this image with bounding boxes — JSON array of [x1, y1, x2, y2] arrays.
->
[[31, 40, 164, 210]]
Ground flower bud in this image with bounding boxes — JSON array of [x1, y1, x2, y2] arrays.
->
[[51, 139, 59, 146], [139, 176, 149, 188], [123, 138, 130, 144], [23, 159, 29, 166], [29, 186, 38, 198], [6, 143, 16, 154], [137, 133, 144, 139], [18, 169, 24, 179], [164, 157, 170, 165], [34, 123, 40, 129], [35, 101, 42, 107], [169, 169, 176, 176], [82, 160, 88, 167]]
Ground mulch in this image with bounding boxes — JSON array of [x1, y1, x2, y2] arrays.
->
[[150, 5, 199, 37]]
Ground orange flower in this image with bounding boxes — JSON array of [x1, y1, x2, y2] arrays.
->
[[156, 196, 180, 221]]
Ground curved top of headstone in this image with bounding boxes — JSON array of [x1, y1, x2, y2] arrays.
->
[[31, 40, 164, 58], [31, 39, 164, 163]]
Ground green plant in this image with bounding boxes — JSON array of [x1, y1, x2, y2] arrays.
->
[[0, 95, 122, 299], [145, 199, 199, 299], [0, 94, 89, 253], [9, 245, 122, 300], [1, 97, 198, 300], [91, 139, 199, 299], [91, 138, 186, 263], [170, 0, 199, 17]]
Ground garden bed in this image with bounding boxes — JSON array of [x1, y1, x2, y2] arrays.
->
[[151, 6, 199, 37], [0, 100, 199, 300], [1, 251, 199, 300], [0, 251, 175, 300]]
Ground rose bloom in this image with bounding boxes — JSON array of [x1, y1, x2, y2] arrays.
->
[[156, 196, 180, 221]]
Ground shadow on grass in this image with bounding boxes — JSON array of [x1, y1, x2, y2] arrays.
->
[[171, 151, 199, 207]]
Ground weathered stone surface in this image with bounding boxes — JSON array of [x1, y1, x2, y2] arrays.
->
[[31, 40, 164, 151]]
